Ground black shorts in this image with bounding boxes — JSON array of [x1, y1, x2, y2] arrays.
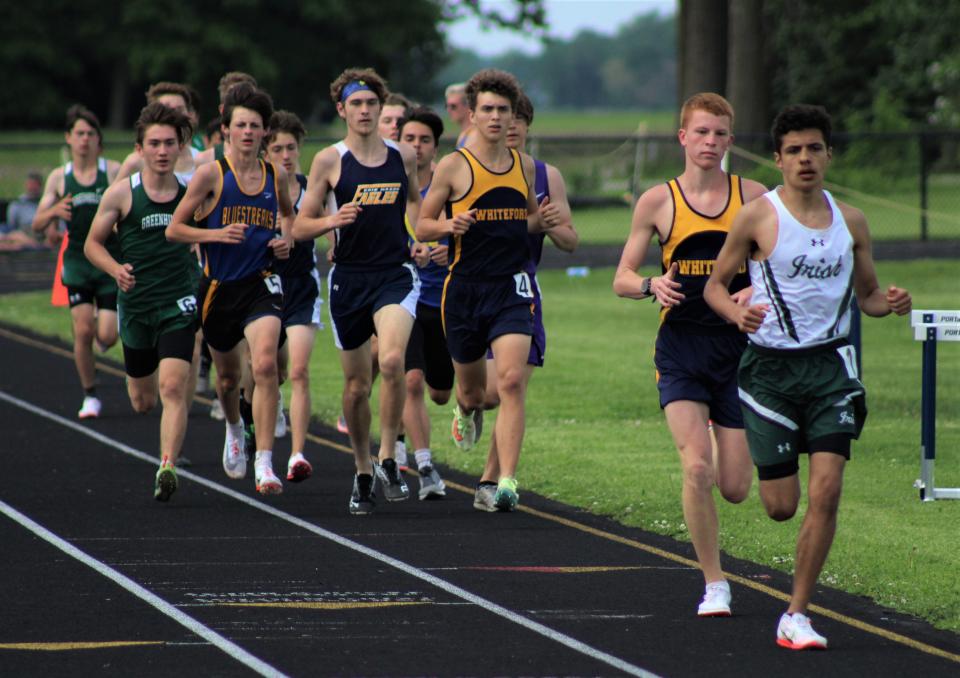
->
[[654, 322, 747, 428], [405, 302, 455, 391], [328, 263, 419, 351], [122, 324, 195, 379], [442, 274, 534, 364], [68, 287, 118, 311], [282, 269, 323, 328], [198, 272, 283, 352]]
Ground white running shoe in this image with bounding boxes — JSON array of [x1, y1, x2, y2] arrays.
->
[[395, 440, 408, 470], [255, 463, 283, 495], [274, 392, 288, 438], [286, 452, 312, 482], [78, 396, 102, 419], [698, 580, 732, 617], [777, 612, 828, 650], [209, 398, 225, 421], [222, 425, 247, 479]]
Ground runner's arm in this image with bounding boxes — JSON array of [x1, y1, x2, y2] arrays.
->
[[541, 164, 578, 252], [84, 182, 135, 291], [32, 168, 68, 234], [844, 204, 911, 317]]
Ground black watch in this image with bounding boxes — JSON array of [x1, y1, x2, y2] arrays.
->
[[640, 276, 653, 298]]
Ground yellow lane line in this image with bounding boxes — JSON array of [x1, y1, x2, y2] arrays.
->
[[0, 641, 164, 651], [4, 325, 958, 664], [218, 601, 429, 610]]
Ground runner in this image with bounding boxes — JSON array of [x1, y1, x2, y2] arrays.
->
[[293, 67, 421, 515], [84, 102, 196, 501], [167, 82, 294, 496], [32, 105, 121, 418]]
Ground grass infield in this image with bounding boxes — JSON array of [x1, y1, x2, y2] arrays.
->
[[1, 257, 957, 633]]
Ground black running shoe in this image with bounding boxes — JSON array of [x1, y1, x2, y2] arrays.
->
[[349, 473, 376, 515], [375, 458, 410, 502]]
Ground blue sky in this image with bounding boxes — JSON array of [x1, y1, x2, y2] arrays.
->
[[446, 0, 677, 56]]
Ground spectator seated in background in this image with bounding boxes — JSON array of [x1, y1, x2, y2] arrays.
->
[[0, 172, 47, 250]]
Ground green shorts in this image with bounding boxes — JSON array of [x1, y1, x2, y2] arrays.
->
[[738, 340, 867, 480], [61, 251, 117, 299], [119, 296, 198, 351]]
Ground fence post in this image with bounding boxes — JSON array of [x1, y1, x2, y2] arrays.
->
[[918, 132, 929, 241]]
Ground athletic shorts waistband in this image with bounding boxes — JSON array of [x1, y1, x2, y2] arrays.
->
[[746, 337, 850, 358]]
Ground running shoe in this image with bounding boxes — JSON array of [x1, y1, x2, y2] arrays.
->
[[222, 424, 247, 479], [698, 580, 732, 617], [349, 473, 376, 515], [375, 458, 410, 502], [274, 392, 288, 438], [776, 612, 828, 650], [209, 398, 225, 421], [494, 476, 519, 511], [473, 482, 498, 512], [336, 414, 349, 434], [451, 404, 482, 451], [255, 463, 283, 495], [395, 440, 408, 471], [154, 464, 177, 502], [417, 466, 446, 500], [286, 452, 312, 483], [78, 396, 102, 419]]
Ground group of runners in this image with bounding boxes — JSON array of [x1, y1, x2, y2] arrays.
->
[[30, 66, 912, 651]]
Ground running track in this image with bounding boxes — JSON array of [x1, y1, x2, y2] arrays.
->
[[1, 322, 958, 677]]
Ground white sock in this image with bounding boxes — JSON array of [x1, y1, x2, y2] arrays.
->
[[227, 420, 244, 439], [255, 450, 272, 467], [414, 448, 432, 469]]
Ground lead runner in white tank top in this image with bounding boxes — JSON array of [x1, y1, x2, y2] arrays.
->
[[748, 187, 855, 350]]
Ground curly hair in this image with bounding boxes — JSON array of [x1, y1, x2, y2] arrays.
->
[[465, 69, 520, 112], [771, 104, 832, 151], [329, 67, 388, 105]]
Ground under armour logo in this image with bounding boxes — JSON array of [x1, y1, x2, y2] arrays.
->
[[811, 238, 825, 247], [777, 442, 791, 455], [839, 411, 855, 425], [332, 284, 339, 291]]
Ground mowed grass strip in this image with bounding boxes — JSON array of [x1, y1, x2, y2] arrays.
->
[[1, 258, 957, 632]]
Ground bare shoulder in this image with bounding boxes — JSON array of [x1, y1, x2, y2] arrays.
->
[[837, 200, 867, 228], [519, 150, 536, 176], [105, 158, 122, 177], [740, 177, 768, 202], [194, 147, 215, 166], [634, 182, 671, 215], [738, 193, 776, 221], [310, 145, 340, 173]]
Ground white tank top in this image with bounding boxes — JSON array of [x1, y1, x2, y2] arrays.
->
[[748, 188, 855, 350]]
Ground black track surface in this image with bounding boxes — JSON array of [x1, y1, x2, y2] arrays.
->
[[1, 322, 958, 677]]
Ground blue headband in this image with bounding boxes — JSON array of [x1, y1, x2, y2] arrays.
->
[[341, 80, 373, 102]]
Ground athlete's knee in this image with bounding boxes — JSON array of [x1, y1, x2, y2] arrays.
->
[[343, 378, 371, 404], [680, 454, 715, 493], [483, 388, 500, 410], [458, 388, 485, 413], [405, 371, 425, 400], [129, 390, 157, 414], [807, 478, 843, 517], [496, 367, 526, 400], [288, 362, 310, 388], [158, 375, 186, 404], [74, 321, 95, 344], [429, 387, 451, 406], [250, 353, 278, 385], [217, 373, 239, 394], [762, 494, 798, 521], [720, 481, 751, 504], [376, 348, 404, 381], [98, 325, 118, 346]]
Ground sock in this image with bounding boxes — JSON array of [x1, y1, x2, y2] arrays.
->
[[414, 448, 432, 470], [255, 450, 272, 467], [84, 386, 97, 397], [397, 433, 405, 444], [227, 420, 244, 439]]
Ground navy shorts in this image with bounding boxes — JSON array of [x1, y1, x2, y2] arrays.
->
[[443, 274, 534, 364], [281, 269, 323, 329], [198, 272, 283, 353], [654, 322, 747, 428], [487, 272, 545, 367], [405, 302, 455, 391], [328, 263, 419, 351]]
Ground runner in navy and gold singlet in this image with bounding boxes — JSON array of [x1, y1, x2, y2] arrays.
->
[[32, 105, 121, 419], [615, 93, 767, 617], [169, 83, 294, 497], [294, 67, 422, 514], [418, 69, 550, 512], [85, 102, 196, 502]]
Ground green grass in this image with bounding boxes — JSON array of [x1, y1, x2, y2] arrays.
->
[[2, 258, 958, 632]]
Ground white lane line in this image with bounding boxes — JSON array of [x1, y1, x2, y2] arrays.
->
[[0, 389, 659, 678], [0, 499, 287, 678]]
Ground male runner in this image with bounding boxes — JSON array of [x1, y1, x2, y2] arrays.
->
[[293, 68, 421, 515], [474, 91, 578, 511], [32, 105, 121, 418], [417, 69, 547, 511], [194, 72, 258, 166], [84, 102, 196, 501], [167, 83, 294, 496], [115, 82, 199, 183], [705, 104, 911, 649], [378, 92, 413, 142], [264, 109, 319, 484], [445, 82, 472, 148], [398, 106, 450, 499], [613, 93, 767, 616]]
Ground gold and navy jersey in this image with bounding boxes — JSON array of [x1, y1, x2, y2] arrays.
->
[[196, 157, 279, 282], [446, 147, 529, 279], [659, 173, 749, 327], [329, 140, 408, 271]]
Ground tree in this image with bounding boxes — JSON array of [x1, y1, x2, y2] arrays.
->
[[678, 0, 727, 106]]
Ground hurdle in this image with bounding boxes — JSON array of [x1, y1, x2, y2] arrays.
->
[[911, 310, 960, 501]]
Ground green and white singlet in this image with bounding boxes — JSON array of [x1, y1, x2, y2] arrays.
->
[[61, 157, 120, 288]]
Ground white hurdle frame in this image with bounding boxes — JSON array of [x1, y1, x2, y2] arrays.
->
[[911, 310, 960, 501]]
